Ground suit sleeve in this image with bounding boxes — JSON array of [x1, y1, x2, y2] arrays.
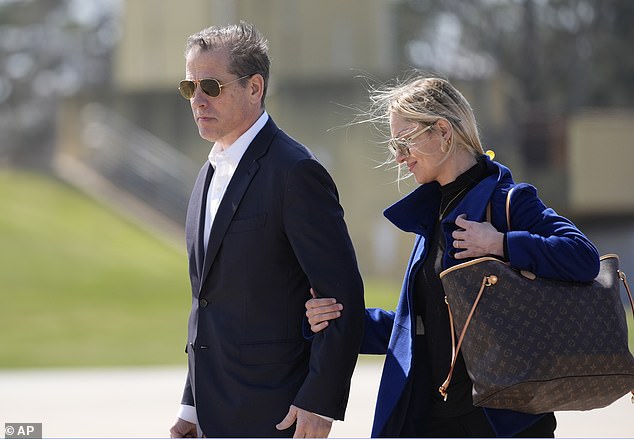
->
[[181, 370, 194, 406], [283, 158, 365, 420], [506, 184, 600, 281]]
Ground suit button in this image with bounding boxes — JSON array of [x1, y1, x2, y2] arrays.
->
[[199, 298, 208, 308]]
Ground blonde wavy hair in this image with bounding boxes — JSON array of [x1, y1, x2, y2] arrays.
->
[[362, 75, 485, 182]]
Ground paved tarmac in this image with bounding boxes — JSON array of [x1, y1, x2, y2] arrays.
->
[[0, 361, 631, 438]]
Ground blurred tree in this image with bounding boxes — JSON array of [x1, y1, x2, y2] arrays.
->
[[0, 0, 120, 169], [395, 0, 634, 167]]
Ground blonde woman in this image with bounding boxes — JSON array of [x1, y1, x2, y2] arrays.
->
[[306, 77, 599, 437]]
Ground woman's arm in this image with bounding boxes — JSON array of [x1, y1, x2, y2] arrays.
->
[[305, 298, 395, 355], [451, 184, 600, 282], [505, 184, 600, 281], [360, 308, 395, 354]]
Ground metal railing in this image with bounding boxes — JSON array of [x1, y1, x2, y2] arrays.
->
[[76, 103, 199, 226]]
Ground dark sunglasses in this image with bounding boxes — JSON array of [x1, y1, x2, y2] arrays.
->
[[178, 74, 253, 99]]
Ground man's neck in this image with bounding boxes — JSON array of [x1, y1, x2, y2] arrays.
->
[[215, 109, 265, 151]]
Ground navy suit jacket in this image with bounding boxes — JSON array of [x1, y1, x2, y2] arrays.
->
[[361, 157, 599, 437], [181, 117, 365, 437]]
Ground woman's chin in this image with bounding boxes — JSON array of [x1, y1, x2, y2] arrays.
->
[[413, 173, 430, 185]]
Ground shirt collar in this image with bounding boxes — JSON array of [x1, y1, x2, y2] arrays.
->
[[208, 111, 269, 168]]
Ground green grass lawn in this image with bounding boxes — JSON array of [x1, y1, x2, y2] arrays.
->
[[0, 170, 192, 367]]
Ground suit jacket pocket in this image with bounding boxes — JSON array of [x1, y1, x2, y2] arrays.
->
[[239, 340, 307, 365], [227, 213, 267, 234]]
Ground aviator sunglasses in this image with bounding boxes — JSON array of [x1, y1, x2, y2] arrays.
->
[[178, 74, 253, 99], [387, 123, 433, 157]]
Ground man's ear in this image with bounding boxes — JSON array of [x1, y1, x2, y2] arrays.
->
[[248, 74, 264, 105]]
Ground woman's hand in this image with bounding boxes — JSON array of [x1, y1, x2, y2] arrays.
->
[[452, 214, 504, 259], [305, 288, 343, 333]]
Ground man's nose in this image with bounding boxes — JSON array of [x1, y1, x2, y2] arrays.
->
[[191, 86, 208, 107]]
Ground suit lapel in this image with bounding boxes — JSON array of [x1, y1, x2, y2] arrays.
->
[[195, 163, 214, 278], [199, 118, 278, 292], [186, 161, 214, 291]]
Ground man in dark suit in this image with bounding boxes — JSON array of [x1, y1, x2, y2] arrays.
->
[[168, 22, 365, 438]]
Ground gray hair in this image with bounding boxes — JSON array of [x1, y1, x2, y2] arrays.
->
[[185, 21, 270, 106]]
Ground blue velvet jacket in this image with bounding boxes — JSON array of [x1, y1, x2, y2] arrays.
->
[[362, 158, 600, 437]]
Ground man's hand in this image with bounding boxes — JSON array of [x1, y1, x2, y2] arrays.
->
[[276, 404, 332, 438], [170, 417, 197, 438]]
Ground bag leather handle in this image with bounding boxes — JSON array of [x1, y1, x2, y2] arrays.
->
[[618, 270, 634, 318], [439, 274, 497, 400], [505, 186, 516, 230], [618, 268, 634, 407]]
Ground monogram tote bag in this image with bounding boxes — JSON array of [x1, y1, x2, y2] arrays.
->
[[438, 188, 634, 414]]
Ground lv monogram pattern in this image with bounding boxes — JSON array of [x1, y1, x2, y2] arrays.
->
[[441, 255, 634, 414]]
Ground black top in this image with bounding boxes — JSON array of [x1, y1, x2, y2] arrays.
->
[[413, 155, 491, 417]]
